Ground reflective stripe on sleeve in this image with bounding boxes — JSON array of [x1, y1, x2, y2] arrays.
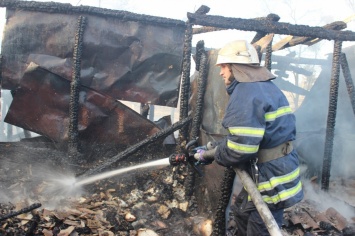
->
[[228, 127, 265, 138], [265, 106, 292, 122], [257, 167, 300, 192], [227, 140, 259, 154]]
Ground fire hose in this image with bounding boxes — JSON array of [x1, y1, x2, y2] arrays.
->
[[169, 142, 283, 236]]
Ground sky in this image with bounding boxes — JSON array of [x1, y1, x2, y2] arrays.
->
[[0, 0, 355, 53]]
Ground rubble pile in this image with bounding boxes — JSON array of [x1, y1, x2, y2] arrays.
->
[[0, 141, 210, 236], [0, 141, 355, 236], [284, 200, 355, 236]]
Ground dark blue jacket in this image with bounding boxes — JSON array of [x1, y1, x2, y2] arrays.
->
[[215, 79, 303, 210]]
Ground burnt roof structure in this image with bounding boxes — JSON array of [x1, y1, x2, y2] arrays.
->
[[0, 1, 355, 235]]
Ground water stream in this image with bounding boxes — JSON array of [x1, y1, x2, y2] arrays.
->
[[73, 157, 170, 187]]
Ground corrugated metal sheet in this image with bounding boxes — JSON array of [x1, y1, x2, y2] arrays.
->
[[2, 9, 185, 107], [5, 63, 160, 145]]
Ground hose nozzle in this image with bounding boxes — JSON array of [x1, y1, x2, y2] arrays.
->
[[169, 153, 186, 166]]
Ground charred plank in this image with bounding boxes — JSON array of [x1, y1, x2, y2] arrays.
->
[[0, 0, 185, 27], [187, 13, 355, 41]]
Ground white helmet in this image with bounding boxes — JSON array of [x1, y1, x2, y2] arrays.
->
[[216, 40, 259, 66]]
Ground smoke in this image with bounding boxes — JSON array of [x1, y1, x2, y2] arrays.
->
[[295, 46, 355, 179], [0, 191, 11, 203], [302, 179, 355, 221], [0, 150, 85, 210], [29, 167, 85, 210]]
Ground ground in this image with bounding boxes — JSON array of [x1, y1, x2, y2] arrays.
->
[[0, 139, 206, 236], [1, 139, 355, 236]]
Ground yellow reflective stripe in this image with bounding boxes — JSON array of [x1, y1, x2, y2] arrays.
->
[[258, 168, 300, 192], [227, 140, 259, 154], [248, 181, 303, 204], [228, 127, 265, 137], [261, 181, 303, 204], [265, 106, 292, 122]]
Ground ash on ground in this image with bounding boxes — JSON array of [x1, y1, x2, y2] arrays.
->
[[0, 139, 208, 236], [1, 139, 355, 236]]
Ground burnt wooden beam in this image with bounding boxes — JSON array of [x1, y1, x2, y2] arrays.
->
[[0, 0, 185, 28], [192, 26, 225, 34], [273, 64, 313, 76], [251, 13, 280, 44], [0, 203, 41, 221], [193, 14, 281, 36], [271, 55, 329, 66], [187, 13, 355, 41], [274, 21, 348, 50], [194, 5, 210, 15]]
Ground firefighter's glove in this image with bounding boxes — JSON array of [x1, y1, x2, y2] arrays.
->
[[193, 147, 213, 165]]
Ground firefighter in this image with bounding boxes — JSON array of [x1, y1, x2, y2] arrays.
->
[[195, 40, 304, 235]]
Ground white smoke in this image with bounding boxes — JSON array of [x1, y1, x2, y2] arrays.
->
[[302, 178, 355, 221]]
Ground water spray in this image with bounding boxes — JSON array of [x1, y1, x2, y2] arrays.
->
[[73, 158, 170, 187]]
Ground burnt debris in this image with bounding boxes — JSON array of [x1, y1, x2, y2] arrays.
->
[[1, 1, 355, 236]]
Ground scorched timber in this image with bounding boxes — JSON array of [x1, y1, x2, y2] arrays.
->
[[187, 13, 355, 41]]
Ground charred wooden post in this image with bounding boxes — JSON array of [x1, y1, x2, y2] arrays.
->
[[68, 16, 86, 161], [212, 168, 235, 236], [185, 41, 208, 197], [264, 38, 273, 71], [177, 21, 193, 153], [340, 53, 355, 116], [178, 6, 212, 153], [321, 40, 342, 191], [0, 203, 41, 221], [79, 116, 192, 178], [194, 40, 205, 72]]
